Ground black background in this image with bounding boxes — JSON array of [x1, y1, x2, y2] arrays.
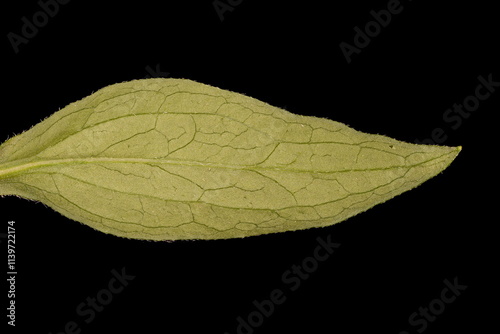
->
[[1, 0, 497, 333]]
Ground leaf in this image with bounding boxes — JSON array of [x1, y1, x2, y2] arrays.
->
[[0, 79, 460, 240]]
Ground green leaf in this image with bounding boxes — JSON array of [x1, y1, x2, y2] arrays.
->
[[0, 79, 460, 240]]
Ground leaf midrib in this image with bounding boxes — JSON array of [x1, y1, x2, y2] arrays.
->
[[0, 149, 455, 181]]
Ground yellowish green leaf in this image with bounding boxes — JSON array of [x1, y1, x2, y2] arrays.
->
[[0, 79, 460, 240]]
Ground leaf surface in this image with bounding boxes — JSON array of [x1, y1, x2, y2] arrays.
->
[[0, 79, 460, 240]]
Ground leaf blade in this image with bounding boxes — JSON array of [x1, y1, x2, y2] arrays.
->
[[0, 79, 460, 240]]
